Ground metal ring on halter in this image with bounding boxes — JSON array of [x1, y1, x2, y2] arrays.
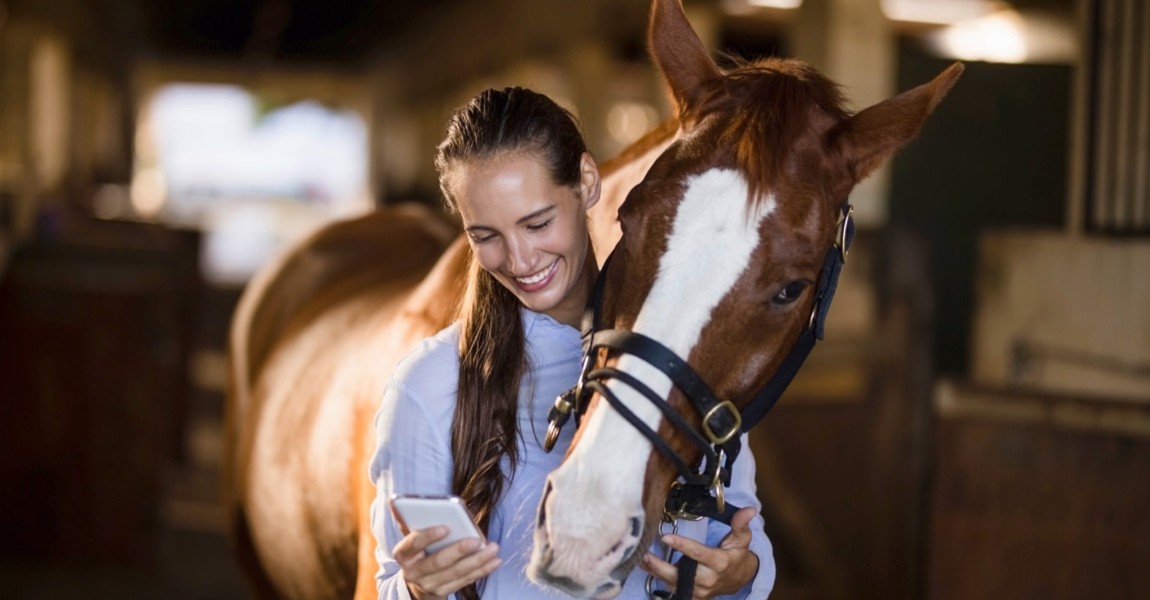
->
[[543, 422, 562, 452], [712, 462, 726, 516], [837, 205, 854, 263], [543, 393, 574, 452]]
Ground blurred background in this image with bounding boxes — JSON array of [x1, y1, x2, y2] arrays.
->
[[1, 0, 1146, 598]]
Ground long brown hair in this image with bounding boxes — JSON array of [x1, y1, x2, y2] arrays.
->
[[435, 87, 587, 599]]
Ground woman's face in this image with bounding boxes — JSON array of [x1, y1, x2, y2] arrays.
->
[[452, 152, 600, 327]]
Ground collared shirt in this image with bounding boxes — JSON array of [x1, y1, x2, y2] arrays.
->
[[369, 309, 775, 599]]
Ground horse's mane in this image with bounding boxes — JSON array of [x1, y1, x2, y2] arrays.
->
[[688, 57, 851, 206]]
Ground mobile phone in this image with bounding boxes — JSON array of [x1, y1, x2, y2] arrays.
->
[[389, 494, 485, 554]]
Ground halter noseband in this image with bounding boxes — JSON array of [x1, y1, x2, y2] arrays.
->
[[543, 203, 854, 598]]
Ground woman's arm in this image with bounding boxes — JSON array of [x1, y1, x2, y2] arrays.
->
[[370, 378, 452, 598]]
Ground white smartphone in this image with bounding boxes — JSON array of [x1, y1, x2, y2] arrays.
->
[[389, 494, 485, 554]]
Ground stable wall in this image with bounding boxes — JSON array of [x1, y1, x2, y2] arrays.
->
[[972, 230, 1150, 401]]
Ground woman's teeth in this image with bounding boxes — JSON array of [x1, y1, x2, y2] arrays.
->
[[516, 261, 556, 285]]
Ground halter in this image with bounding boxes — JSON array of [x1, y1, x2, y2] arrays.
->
[[543, 203, 854, 599]]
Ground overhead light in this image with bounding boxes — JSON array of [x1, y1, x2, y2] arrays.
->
[[938, 10, 1028, 63], [882, 0, 1003, 26], [748, 0, 803, 8], [721, 0, 802, 16]]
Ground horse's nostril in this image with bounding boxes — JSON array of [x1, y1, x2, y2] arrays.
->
[[605, 540, 622, 560], [538, 481, 553, 529], [594, 580, 621, 597], [630, 516, 641, 538]]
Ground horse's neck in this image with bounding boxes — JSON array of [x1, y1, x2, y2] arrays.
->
[[589, 121, 680, 266]]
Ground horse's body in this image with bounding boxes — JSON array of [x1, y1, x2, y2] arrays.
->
[[226, 1, 960, 598]]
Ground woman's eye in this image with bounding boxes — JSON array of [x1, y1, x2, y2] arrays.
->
[[469, 233, 496, 244], [527, 218, 553, 232], [772, 281, 809, 305]]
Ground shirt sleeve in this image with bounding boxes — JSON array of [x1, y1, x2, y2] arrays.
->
[[706, 433, 776, 599], [368, 377, 456, 600]]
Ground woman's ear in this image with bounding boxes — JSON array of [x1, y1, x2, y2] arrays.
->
[[578, 152, 601, 210]]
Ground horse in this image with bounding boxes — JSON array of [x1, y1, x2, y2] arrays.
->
[[223, 0, 961, 598], [523, 1, 961, 597]]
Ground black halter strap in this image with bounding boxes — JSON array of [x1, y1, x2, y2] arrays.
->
[[543, 203, 855, 598]]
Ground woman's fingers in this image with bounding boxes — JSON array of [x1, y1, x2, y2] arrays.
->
[[400, 535, 501, 597], [640, 551, 677, 587], [422, 544, 502, 594], [394, 526, 449, 563], [719, 507, 757, 550], [663, 534, 727, 571]]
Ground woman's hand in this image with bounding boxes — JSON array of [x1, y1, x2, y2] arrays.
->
[[392, 527, 502, 600], [640, 506, 760, 599]]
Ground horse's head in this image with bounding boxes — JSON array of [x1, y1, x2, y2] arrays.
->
[[528, 1, 961, 597]]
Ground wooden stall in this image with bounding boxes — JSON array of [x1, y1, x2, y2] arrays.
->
[[0, 215, 199, 566], [927, 382, 1150, 599]]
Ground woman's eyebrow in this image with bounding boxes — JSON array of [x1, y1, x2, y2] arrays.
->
[[516, 205, 556, 225], [464, 205, 558, 233]]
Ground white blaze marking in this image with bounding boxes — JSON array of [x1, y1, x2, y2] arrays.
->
[[563, 168, 776, 499]]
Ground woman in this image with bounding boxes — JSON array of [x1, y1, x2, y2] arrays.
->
[[368, 87, 774, 600]]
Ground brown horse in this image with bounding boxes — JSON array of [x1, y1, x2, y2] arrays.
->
[[525, 1, 961, 597], [225, 0, 960, 598]]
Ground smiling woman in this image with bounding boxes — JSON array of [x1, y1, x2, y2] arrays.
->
[[452, 153, 600, 328], [362, 86, 774, 600]]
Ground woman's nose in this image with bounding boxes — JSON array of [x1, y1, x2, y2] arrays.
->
[[505, 235, 533, 274]]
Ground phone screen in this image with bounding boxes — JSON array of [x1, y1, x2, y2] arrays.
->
[[389, 494, 485, 554]]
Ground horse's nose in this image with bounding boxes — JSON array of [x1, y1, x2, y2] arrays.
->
[[530, 475, 644, 599]]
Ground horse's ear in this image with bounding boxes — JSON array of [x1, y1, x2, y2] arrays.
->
[[649, 0, 722, 116], [835, 62, 964, 183]]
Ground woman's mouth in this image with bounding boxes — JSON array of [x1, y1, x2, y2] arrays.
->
[[513, 259, 559, 293]]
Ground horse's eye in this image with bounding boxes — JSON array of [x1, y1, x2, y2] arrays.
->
[[772, 281, 809, 305]]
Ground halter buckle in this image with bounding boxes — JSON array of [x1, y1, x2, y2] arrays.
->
[[663, 482, 706, 522], [701, 400, 741, 445]]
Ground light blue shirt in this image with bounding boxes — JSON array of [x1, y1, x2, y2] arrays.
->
[[369, 309, 775, 599]]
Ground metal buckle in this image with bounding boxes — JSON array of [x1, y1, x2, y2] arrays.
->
[[664, 482, 706, 522], [701, 400, 741, 445], [837, 204, 854, 263]]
